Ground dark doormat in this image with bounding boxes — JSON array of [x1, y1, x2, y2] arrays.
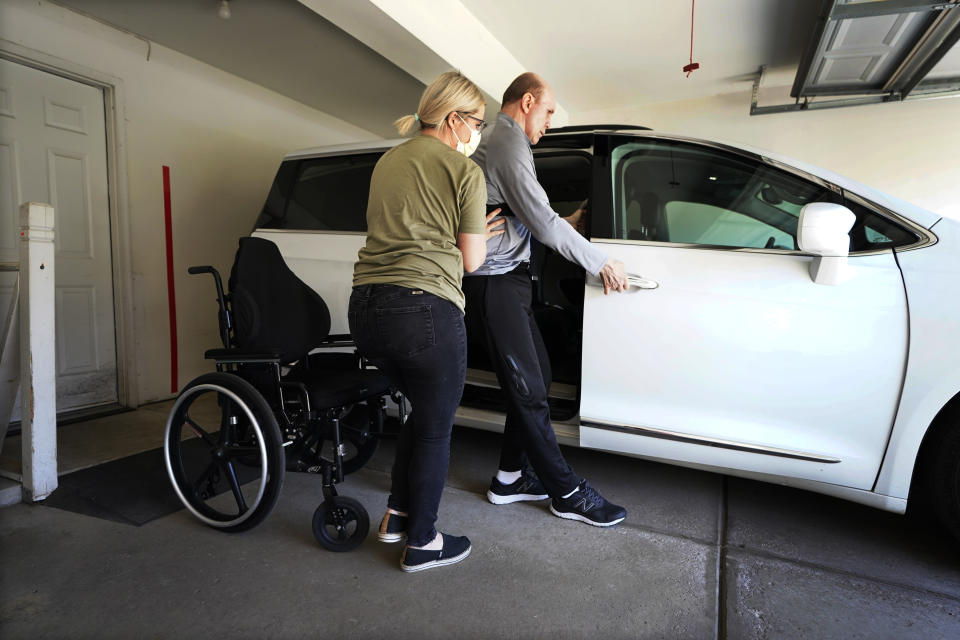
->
[[41, 446, 184, 526], [41, 439, 252, 526]]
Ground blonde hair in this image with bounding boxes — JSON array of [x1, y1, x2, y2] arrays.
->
[[394, 71, 485, 137]]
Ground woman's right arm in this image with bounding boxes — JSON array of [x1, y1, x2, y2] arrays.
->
[[458, 209, 505, 272], [458, 232, 487, 273]]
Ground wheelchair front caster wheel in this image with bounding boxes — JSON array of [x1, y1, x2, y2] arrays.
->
[[312, 496, 369, 552]]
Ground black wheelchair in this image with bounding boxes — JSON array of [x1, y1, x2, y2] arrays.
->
[[163, 236, 402, 551]]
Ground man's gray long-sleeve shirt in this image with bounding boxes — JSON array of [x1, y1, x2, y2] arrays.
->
[[467, 112, 608, 277]]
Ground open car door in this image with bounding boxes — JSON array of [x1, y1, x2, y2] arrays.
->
[[578, 137, 910, 490]]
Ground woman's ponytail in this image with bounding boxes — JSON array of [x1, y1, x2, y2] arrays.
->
[[394, 113, 420, 137]]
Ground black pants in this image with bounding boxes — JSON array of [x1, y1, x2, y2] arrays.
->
[[348, 284, 467, 547], [463, 268, 580, 498]]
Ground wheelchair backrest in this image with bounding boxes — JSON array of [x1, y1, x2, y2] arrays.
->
[[228, 236, 332, 361]]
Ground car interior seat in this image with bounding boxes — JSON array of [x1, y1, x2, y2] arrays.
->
[[627, 191, 669, 242]]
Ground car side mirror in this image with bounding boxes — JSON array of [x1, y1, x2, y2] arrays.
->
[[797, 202, 856, 286]]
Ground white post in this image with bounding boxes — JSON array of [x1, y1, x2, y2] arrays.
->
[[19, 202, 57, 501]]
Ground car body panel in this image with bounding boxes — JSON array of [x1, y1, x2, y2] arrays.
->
[[579, 242, 908, 489], [875, 215, 960, 498], [581, 426, 910, 513]]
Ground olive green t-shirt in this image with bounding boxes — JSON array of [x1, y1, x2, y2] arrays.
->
[[353, 135, 487, 311]]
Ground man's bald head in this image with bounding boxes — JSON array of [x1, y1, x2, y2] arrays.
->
[[499, 72, 556, 144], [501, 72, 546, 106]]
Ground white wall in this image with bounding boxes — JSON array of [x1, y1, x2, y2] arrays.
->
[[575, 89, 960, 222], [1, 0, 380, 405]]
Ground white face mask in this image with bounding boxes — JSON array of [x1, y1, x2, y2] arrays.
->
[[453, 113, 481, 156]]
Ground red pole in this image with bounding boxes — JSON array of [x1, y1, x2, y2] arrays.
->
[[162, 165, 178, 394]]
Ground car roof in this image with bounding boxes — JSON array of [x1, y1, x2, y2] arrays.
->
[[284, 139, 404, 159], [284, 125, 655, 159]]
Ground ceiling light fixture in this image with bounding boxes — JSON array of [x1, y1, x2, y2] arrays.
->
[[218, 0, 231, 20]]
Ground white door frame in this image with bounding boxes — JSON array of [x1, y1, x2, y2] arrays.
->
[[1, 38, 139, 408]]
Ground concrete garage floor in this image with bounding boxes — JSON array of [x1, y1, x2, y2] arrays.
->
[[1, 407, 960, 639]]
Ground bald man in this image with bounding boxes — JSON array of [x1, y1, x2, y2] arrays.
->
[[463, 73, 628, 528]]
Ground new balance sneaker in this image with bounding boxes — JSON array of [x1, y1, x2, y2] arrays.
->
[[486, 470, 549, 505], [400, 533, 471, 572], [378, 511, 407, 543], [549, 480, 626, 527]]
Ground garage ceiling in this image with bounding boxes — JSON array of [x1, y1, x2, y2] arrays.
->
[[52, 0, 427, 138], [51, 0, 960, 135], [459, 0, 821, 112]]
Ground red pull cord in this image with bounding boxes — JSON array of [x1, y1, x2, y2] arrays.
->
[[683, 0, 700, 77]]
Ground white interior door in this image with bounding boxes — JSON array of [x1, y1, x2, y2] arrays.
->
[[0, 58, 117, 414]]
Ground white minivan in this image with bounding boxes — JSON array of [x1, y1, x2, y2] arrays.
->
[[251, 125, 960, 539]]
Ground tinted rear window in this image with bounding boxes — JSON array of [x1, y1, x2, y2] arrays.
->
[[254, 153, 383, 232]]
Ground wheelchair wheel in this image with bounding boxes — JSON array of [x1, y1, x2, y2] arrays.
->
[[164, 372, 285, 532], [312, 496, 369, 552]]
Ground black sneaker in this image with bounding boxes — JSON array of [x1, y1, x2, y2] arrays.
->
[[486, 470, 549, 505], [400, 533, 471, 572], [549, 480, 626, 527], [378, 511, 407, 543]]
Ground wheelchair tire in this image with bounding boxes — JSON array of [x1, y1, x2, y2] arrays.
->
[[164, 372, 285, 532], [312, 496, 369, 552]]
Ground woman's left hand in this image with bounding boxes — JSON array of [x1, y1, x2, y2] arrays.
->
[[486, 209, 506, 240]]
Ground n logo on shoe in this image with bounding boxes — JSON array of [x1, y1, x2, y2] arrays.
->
[[573, 496, 596, 512]]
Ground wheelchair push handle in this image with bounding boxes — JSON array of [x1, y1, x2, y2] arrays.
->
[[188, 264, 231, 348]]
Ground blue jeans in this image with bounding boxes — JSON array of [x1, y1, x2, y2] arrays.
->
[[348, 284, 467, 547]]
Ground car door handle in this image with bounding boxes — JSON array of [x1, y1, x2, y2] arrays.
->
[[627, 274, 659, 289], [587, 273, 659, 289]]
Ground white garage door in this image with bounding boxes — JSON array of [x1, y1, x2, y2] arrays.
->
[[0, 58, 118, 414]]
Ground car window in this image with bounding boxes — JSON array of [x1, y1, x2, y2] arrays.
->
[[611, 140, 836, 250], [254, 159, 298, 230], [663, 201, 795, 249], [842, 197, 918, 251], [608, 139, 917, 252], [254, 153, 382, 232]]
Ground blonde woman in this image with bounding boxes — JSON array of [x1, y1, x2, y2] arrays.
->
[[348, 71, 503, 572]]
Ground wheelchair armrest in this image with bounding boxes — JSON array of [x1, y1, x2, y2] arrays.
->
[[204, 348, 283, 363]]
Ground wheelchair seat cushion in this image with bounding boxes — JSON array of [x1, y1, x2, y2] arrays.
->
[[229, 237, 332, 362], [286, 367, 393, 410]]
